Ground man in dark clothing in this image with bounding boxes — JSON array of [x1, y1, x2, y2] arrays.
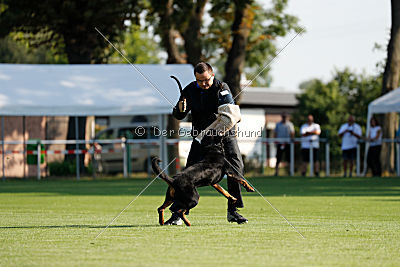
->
[[165, 62, 247, 225]]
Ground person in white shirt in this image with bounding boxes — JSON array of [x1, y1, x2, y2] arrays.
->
[[300, 114, 321, 176], [338, 115, 362, 177], [366, 116, 382, 176], [274, 112, 295, 176]]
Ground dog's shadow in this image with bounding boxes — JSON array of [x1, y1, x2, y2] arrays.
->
[[0, 224, 160, 229]]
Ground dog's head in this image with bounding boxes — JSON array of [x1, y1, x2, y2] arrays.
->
[[200, 134, 224, 155]]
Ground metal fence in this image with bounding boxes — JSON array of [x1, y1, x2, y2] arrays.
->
[[1, 137, 399, 180]]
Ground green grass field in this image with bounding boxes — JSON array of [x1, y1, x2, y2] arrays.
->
[[1, 176, 399, 266]]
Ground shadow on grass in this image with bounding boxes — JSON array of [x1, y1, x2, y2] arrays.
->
[[0, 224, 159, 229], [0, 177, 399, 197]]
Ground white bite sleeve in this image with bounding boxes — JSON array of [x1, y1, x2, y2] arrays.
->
[[195, 104, 241, 143]]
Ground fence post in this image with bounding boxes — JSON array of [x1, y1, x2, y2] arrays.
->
[[325, 141, 330, 177], [91, 140, 96, 180], [2, 116, 5, 181], [309, 141, 314, 177], [122, 138, 128, 178], [356, 143, 360, 177], [290, 141, 294, 176], [396, 141, 400, 177], [260, 128, 266, 175], [37, 141, 41, 180], [75, 116, 80, 181]]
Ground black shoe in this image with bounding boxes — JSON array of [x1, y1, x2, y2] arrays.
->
[[164, 212, 182, 225], [227, 209, 248, 224]]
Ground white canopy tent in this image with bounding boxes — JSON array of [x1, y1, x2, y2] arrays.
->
[[0, 64, 194, 179], [364, 87, 400, 176], [0, 64, 194, 116]]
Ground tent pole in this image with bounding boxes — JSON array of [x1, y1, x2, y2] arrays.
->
[[325, 142, 330, 177], [362, 109, 373, 176], [75, 116, 80, 181], [2, 117, 5, 182]]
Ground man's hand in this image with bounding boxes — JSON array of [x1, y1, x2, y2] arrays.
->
[[178, 98, 187, 112]]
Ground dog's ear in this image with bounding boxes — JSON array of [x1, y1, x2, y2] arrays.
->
[[151, 156, 161, 164]]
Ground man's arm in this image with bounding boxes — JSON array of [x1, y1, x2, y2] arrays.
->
[[289, 122, 295, 138], [218, 82, 235, 105], [350, 124, 362, 139], [338, 124, 346, 138], [172, 86, 191, 120]]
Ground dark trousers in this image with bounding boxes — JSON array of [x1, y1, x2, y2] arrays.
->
[[367, 145, 382, 176], [276, 144, 290, 166], [186, 136, 244, 210]]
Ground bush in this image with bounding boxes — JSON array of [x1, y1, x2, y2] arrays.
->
[[48, 161, 76, 176]]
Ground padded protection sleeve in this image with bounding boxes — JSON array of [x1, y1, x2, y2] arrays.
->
[[195, 104, 241, 143]]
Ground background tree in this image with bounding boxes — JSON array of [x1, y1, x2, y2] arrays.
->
[[381, 0, 400, 173], [109, 24, 162, 64], [208, 0, 303, 102], [0, 0, 139, 169]]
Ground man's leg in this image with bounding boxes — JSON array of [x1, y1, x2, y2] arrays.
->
[[313, 148, 320, 176], [349, 160, 354, 177], [275, 144, 284, 176], [301, 149, 309, 176], [223, 137, 248, 224]]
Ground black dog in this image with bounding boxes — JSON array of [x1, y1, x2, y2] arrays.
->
[[151, 136, 254, 226]]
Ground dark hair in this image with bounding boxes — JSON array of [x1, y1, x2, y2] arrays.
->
[[371, 116, 380, 126], [194, 62, 213, 75]]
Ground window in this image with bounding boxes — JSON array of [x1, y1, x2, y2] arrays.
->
[[96, 129, 114, 140]]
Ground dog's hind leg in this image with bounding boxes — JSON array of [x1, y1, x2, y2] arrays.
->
[[157, 187, 175, 225], [212, 183, 237, 202], [227, 173, 255, 192]]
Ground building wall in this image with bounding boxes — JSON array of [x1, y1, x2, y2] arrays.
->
[[0, 116, 46, 178]]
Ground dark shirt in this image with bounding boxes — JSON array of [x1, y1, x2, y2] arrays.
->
[[172, 78, 234, 137]]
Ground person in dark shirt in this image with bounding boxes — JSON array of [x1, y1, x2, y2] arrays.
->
[[166, 62, 247, 225]]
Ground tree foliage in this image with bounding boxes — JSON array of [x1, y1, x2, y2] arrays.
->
[[109, 24, 161, 64], [0, 0, 139, 63], [207, 0, 302, 88]]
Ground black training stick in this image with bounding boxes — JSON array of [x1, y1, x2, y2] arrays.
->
[[170, 75, 183, 99]]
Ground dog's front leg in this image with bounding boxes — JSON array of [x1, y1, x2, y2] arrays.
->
[[212, 184, 237, 202], [226, 173, 255, 192], [177, 209, 191, 226]]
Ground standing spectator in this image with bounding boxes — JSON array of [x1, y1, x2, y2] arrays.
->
[[300, 115, 321, 176], [366, 116, 382, 176], [338, 115, 362, 177], [274, 112, 295, 176]]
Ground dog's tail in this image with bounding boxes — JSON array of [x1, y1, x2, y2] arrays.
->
[[151, 156, 174, 186]]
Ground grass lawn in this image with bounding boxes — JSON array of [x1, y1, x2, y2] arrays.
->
[[0, 176, 399, 266]]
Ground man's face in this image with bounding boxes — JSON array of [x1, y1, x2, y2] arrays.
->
[[307, 115, 313, 124], [195, 70, 214, 90], [348, 115, 354, 125]]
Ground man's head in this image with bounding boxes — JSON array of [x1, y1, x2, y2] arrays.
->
[[194, 62, 214, 90], [307, 114, 314, 124], [281, 112, 287, 122], [348, 115, 355, 125]]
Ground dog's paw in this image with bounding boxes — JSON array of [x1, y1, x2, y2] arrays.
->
[[244, 185, 255, 192]]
